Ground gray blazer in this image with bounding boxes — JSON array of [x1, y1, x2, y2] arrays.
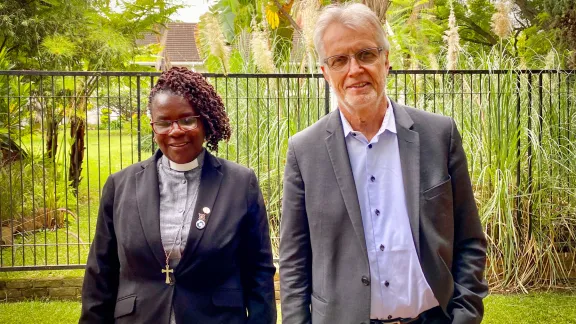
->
[[280, 101, 488, 324]]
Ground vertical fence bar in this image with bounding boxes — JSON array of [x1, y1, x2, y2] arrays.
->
[[39, 75, 46, 266], [7, 73, 14, 266], [537, 73, 544, 236], [246, 77, 250, 168], [497, 73, 501, 171], [31, 75, 37, 266], [84, 75, 91, 260], [49, 75, 56, 265], [267, 77, 271, 202], [527, 72, 534, 240], [150, 76, 156, 154], [130, 76, 134, 165], [18, 73, 25, 266], [487, 73, 492, 169], [460, 73, 464, 133], [106, 76, 111, 176], [469, 73, 474, 174], [257, 77, 260, 180], [136, 75, 142, 162], [225, 77, 229, 160], [276, 77, 281, 225], [96, 75, 102, 242], [515, 73, 522, 232], [118, 76, 123, 170], [0, 74, 3, 266], [568, 74, 572, 209]]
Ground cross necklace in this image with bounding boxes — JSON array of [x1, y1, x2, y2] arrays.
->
[[160, 188, 199, 285], [158, 157, 202, 284], [162, 224, 184, 284]]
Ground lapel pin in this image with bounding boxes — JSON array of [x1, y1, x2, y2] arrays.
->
[[196, 213, 206, 230], [202, 207, 211, 214]]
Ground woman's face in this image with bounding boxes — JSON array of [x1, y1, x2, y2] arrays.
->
[[150, 92, 206, 164]]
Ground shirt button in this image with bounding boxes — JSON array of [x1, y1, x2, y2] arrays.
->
[[385, 281, 390, 287], [368, 144, 372, 149], [182, 179, 186, 184], [370, 176, 376, 182], [178, 209, 184, 213], [352, 132, 357, 136], [375, 209, 380, 216], [380, 244, 385, 251], [388, 315, 393, 320], [361, 276, 370, 286]]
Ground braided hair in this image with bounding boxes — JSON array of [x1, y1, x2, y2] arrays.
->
[[148, 67, 232, 151]]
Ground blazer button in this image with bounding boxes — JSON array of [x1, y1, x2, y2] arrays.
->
[[361, 276, 370, 286]]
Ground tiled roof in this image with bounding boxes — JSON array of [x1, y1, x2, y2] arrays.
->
[[137, 23, 311, 66], [137, 23, 202, 63]]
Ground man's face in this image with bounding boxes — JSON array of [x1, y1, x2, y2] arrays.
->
[[320, 23, 389, 115]]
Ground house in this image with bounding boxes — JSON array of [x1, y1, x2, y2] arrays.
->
[[136, 23, 205, 72]]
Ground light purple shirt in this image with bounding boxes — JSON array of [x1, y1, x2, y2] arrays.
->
[[339, 100, 439, 320]]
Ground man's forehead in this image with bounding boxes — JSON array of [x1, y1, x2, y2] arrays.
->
[[322, 23, 378, 54], [324, 34, 378, 56]]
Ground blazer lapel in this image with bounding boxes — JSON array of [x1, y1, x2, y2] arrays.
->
[[178, 150, 223, 267], [325, 110, 368, 258], [135, 150, 166, 267], [393, 101, 421, 258]]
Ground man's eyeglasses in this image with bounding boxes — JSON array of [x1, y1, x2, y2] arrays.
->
[[150, 116, 200, 134], [324, 47, 384, 71]]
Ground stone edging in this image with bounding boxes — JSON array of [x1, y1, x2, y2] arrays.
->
[[0, 274, 281, 302]]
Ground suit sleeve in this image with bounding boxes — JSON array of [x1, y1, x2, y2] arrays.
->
[[448, 119, 489, 324], [279, 139, 312, 324], [240, 170, 277, 324], [79, 176, 120, 324]]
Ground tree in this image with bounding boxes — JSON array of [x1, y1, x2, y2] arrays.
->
[[1, 0, 180, 194]]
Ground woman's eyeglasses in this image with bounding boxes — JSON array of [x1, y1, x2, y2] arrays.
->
[[324, 47, 384, 71], [150, 116, 200, 134]]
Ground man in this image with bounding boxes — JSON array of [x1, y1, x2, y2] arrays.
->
[[279, 3, 487, 324]]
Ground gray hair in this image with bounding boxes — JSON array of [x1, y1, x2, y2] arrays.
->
[[313, 3, 390, 60]]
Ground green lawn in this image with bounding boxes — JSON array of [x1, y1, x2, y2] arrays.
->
[[0, 292, 574, 323], [1, 129, 153, 277]]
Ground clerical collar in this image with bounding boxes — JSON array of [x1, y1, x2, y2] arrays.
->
[[162, 150, 204, 172]]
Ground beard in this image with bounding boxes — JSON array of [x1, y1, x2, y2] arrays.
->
[[338, 87, 385, 113]]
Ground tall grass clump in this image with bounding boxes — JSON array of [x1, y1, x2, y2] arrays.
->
[[207, 75, 327, 254], [390, 42, 576, 290]]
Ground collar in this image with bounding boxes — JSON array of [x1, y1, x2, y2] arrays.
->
[[161, 149, 204, 172], [339, 96, 396, 138]]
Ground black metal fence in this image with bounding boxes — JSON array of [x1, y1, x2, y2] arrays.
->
[[0, 70, 574, 271]]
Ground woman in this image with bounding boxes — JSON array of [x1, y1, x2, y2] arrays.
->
[[80, 67, 276, 324]]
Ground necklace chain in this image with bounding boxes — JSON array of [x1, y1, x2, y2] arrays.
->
[[159, 160, 201, 283]]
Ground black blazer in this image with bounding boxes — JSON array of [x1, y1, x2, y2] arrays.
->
[[80, 150, 277, 324]]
